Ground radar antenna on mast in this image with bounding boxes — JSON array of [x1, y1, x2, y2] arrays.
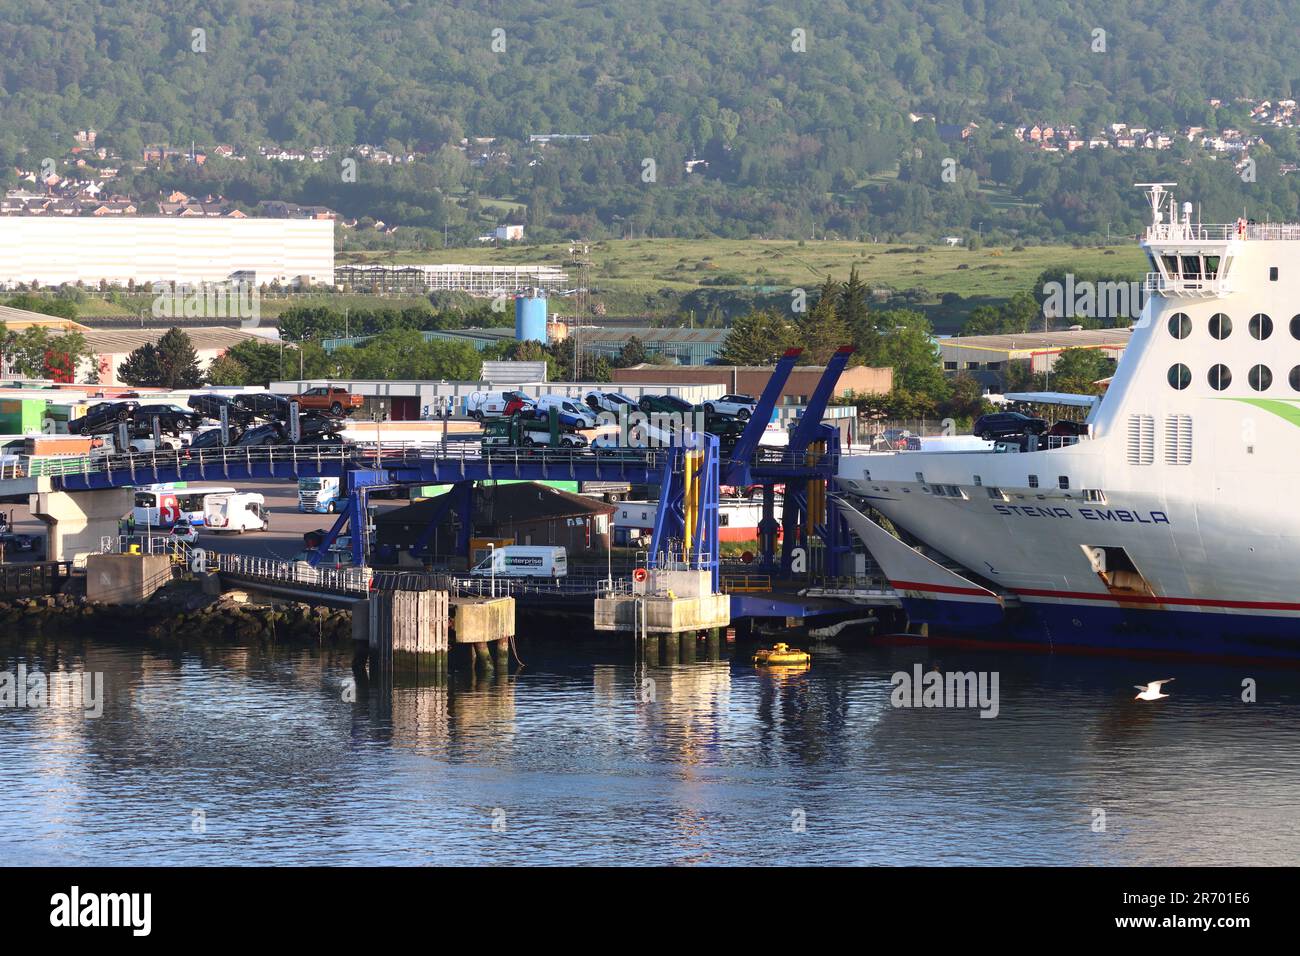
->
[[1135, 182, 1177, 226]]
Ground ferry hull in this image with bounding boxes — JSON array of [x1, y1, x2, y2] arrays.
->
[[898, 596, 1300, 661]]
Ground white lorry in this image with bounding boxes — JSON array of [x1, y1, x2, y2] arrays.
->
[[469, 545, 568, 579], [203, 492, 270, 533]]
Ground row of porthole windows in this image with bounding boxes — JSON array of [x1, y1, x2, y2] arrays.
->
[[1168, 312, 1300, 340], [1167, 363, 1296, 391]]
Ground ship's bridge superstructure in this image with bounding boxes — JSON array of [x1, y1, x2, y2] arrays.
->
[[1139, 181, 1300, 298]]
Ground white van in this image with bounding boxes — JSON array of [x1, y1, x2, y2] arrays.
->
[[465, 389, 530, 420], [204, 492, 270, 533], [532, 394, 598, 428], [469, 545, 567, 579]]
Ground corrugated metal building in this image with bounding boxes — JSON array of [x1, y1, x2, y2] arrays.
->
[[571, 327, 730, 365]]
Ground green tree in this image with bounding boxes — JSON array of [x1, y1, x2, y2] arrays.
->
[[718, 309, 798, 365], [205, 351, 249, 386], [838, 265, 873, 359], [119, 328, 204, 388], [3, 326, 90, 380], [1040, 347, 1115, 394], [116, 343, 161, 387], [3, 293, 79, 320], [220, 340, 286, 386], [616, 335, 648, 367], [874, 309, 948, 398], [799, 277, 851, 364]]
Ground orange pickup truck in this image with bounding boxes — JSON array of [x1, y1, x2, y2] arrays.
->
[[293, 386, 364, 417]]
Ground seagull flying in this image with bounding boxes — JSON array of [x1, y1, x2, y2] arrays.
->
[[1134, 678, 1175, 701]]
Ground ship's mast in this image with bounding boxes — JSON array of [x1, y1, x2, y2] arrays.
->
[[1135, 181, 1177, 224]]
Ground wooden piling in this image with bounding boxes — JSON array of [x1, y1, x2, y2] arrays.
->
[[368, 589, 450, 676]]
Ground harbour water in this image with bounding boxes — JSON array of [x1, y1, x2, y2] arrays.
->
[[2, 630, 1299, 866]]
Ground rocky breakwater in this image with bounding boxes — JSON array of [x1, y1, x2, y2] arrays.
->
[[0, 582, 353, 646]]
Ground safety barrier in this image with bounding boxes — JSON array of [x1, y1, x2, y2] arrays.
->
[[2, 438, 828, 489], [721, 574, 773, 593]]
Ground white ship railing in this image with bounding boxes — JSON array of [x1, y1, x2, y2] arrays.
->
[[1145, 221, 1300, 242], [1143, 272, 1228, 297]]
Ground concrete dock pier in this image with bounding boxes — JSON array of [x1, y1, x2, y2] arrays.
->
[[594, 569, 730, 636]]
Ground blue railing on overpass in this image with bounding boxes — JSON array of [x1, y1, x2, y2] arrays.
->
[[15, 440, 836, 493]]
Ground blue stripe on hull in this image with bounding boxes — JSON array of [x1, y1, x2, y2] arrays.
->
[[899, 597, 1300, 661], [898, 596, 1004, 630]]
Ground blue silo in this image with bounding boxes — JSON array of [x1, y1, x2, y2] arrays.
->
[[515, 292, 548, 344]]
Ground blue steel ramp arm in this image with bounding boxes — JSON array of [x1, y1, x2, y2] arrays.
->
[[308, 506, 353, 567], [722, 347, 802, 484], [788, 345, 853, 454]]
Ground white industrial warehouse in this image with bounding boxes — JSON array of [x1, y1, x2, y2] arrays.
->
[[0, 217, 335, 288]]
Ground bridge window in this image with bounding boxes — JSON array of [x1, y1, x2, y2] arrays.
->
[[1180, 256, 1202, 280], [1209, 313, 1232, 340], [1167, 313, 1192, 339], [1028, 474, 1039, 488], [1058, 476, 1070, 489], [1167, 363, 1191, 390], [1249, 364, 1272, 391], [1208, 364, 1232, 390], [1204, 255, 1220, 278], [986, 486, 1008, 501], [1270, 267, 1279, 281], [1249, 314, 1273, 340], [973, 474, 982, 486]]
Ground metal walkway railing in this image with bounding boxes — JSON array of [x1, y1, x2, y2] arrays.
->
[[5, 439, 837, 487]]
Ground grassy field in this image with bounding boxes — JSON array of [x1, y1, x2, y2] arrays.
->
[[41, 238, 1147, 328], [351, 237, 1147, 303]]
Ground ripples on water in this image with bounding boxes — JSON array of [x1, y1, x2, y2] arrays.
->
[[1, 631, 1298, 866]]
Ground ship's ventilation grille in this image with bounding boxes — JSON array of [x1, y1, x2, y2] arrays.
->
[[1127, 414, 1155, 465], [1164, 414, 1193, 465]]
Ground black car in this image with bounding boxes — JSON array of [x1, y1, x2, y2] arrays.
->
[[973, 411, 1049, 441], [231, 392, 292, 421], [131, 404, 201, 436], [638, 394, 695, 414], [295, 411, 346, 444], [188, 393, 254, 425], [1048, 419, 1089, 437], [68, 401, 138, 435], [187, 425, 245, 450], [234, 423, 288, 447]]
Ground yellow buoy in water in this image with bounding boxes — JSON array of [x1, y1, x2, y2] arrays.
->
[[753, 642, 811, 666]]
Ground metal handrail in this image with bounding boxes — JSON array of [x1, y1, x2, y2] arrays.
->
[[27, 439, 684, 484], [5, 437, 835, 489]]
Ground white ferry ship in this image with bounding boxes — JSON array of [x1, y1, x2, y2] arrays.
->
[[835, 184, 1300, 659]]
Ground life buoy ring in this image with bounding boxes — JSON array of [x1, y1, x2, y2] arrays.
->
[[633, 567, 648, 583]]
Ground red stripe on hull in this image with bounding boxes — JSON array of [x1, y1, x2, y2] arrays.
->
[[889, 579, 998, 599], [1014, 587, 1300, 613]]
